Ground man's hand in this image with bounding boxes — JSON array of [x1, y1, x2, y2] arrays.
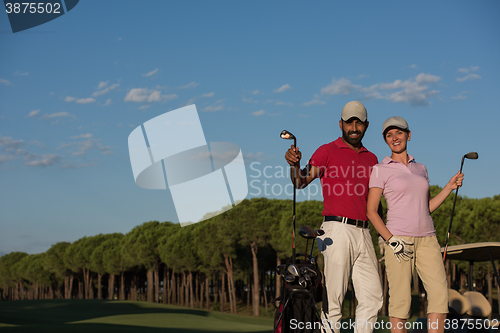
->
[[387, 236, 414, 263], [285, 145, 301, 167]]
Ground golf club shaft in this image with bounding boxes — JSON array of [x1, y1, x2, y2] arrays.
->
[[309, 239, 316, 263], [292, 137, 297, 264], [304, 239, 309, 264], [443, 157, 465, 262]]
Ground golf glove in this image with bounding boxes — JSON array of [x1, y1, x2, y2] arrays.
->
[[386, 236, 414, 263]]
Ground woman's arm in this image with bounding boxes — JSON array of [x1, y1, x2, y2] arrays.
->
[[429, 171, 463, 213], [366, 187, 392, 241]]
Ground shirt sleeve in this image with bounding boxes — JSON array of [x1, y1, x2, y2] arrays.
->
[[308, 145, 327, 178], [368, 165, 385, 189], [423, 165, 430, 183]]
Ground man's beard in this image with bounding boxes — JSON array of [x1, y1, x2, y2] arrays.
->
[[342, 129, 364, 147]]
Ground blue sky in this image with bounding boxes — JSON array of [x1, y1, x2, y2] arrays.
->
[[1, 1, 499, 255]]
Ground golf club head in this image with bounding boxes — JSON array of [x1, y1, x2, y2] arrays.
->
[[299, 225, 318, 239], [280, 130, 295, 140], [304, 273, 311, 283], [287, 264, 300, 277], [302, 266, 317, 277], [298, 277, 307, 287], [464, 151, 478, 160], [276, 264, 286, 276], [315, 229, 325, 236], [284, 274, 295, 283], [309, 257, 316, 265]]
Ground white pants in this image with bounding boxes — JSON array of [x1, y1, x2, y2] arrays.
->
[[317, 221, 383, 333]]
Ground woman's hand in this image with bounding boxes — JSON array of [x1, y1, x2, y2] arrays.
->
[[447, 171, 464, 190]]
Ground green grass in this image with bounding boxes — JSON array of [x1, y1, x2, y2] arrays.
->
[[0, 299, 274, 333], [0, 299, 420, 333]]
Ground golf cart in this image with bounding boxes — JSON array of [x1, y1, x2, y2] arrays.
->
[[412, 242, 500, 332], [443, 242, 500, 331]]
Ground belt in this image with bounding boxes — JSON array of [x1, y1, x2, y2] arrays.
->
[[324, 215, 369, 229]]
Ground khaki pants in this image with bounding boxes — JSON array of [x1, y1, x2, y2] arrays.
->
[[385, 235, 448, 319], [317, 222, 383, 333]]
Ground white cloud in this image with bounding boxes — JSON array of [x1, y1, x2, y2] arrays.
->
[[202, 92, 214, 98], [76, 98, 96, 104], [321, 78, 361, 96], [203, 100, 225, 112], [451, 91, 468, 100], [139, 105, 151, 110], [124, 88, 178, 103], [0, 135, 24, 151], [303, 99, 326, 106], [0, 78, 12, 85], [318, 73, 441, 106], [410, 64, 418, 69], [243, 96, 258, 103], [143, 69, 159, 77], [65, 96, 76, 102], [275, 101, 293, 106], [92, 83, 120, 97], [41, 112, 72, 119], [28, 110, 40, 117], [59, 138, 112, 156], [250, 90, 259, 95], [104, 99, 112, 106], [457, 74, 481, 82], [273, 84, 292, 93], [24, 153, 60, 167], [458, 66, 479, 74], [70, 133, 93, 139], [98, 81, 108, 89], [415, 73, 440, 84], [252, 110, 266, 116], [179, 81, 199, 89]]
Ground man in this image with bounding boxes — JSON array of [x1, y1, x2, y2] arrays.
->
[[284, 101, 383, 333]]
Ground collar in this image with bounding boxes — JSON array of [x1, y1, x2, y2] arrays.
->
[[382, 154, 416, 164], [334, 137, 368, 153]]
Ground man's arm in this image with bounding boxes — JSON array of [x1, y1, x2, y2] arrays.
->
[[285, 145, 320, 188]]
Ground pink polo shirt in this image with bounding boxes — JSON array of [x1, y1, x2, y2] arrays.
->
[[309, 137, 378, 221], [368, 155, 435, 237]]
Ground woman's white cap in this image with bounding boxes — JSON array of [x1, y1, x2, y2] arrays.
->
[[382, 116, 409, 134]]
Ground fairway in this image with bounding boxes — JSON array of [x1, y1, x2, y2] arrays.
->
[[0, 300, 274, 333]]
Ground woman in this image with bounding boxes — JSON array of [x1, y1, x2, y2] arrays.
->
[[366, 116, 463, 333]]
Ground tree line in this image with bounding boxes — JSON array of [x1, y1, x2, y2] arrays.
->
[[1, 190, 499, 316]]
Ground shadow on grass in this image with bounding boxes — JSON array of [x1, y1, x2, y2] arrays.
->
[[0, 299, 272, 333]]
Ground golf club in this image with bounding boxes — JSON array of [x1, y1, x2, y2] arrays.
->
[[287, 264, 300, 278], [299, 225, 316, 264], [299, 225, 325, 264], [443, 151, 478, 262], [276, 264, 286, 277], [309, 229, 324, 263], [281, 130, 297, 263]]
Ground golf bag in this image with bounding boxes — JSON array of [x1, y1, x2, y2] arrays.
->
[[273, 254, 323, 333]]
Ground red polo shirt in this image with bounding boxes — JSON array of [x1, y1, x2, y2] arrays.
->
[[308, 137, 378, 221]]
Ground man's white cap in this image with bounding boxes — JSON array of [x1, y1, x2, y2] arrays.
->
[[341, 101, 367, 122], [382, 116, 409, 134]]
